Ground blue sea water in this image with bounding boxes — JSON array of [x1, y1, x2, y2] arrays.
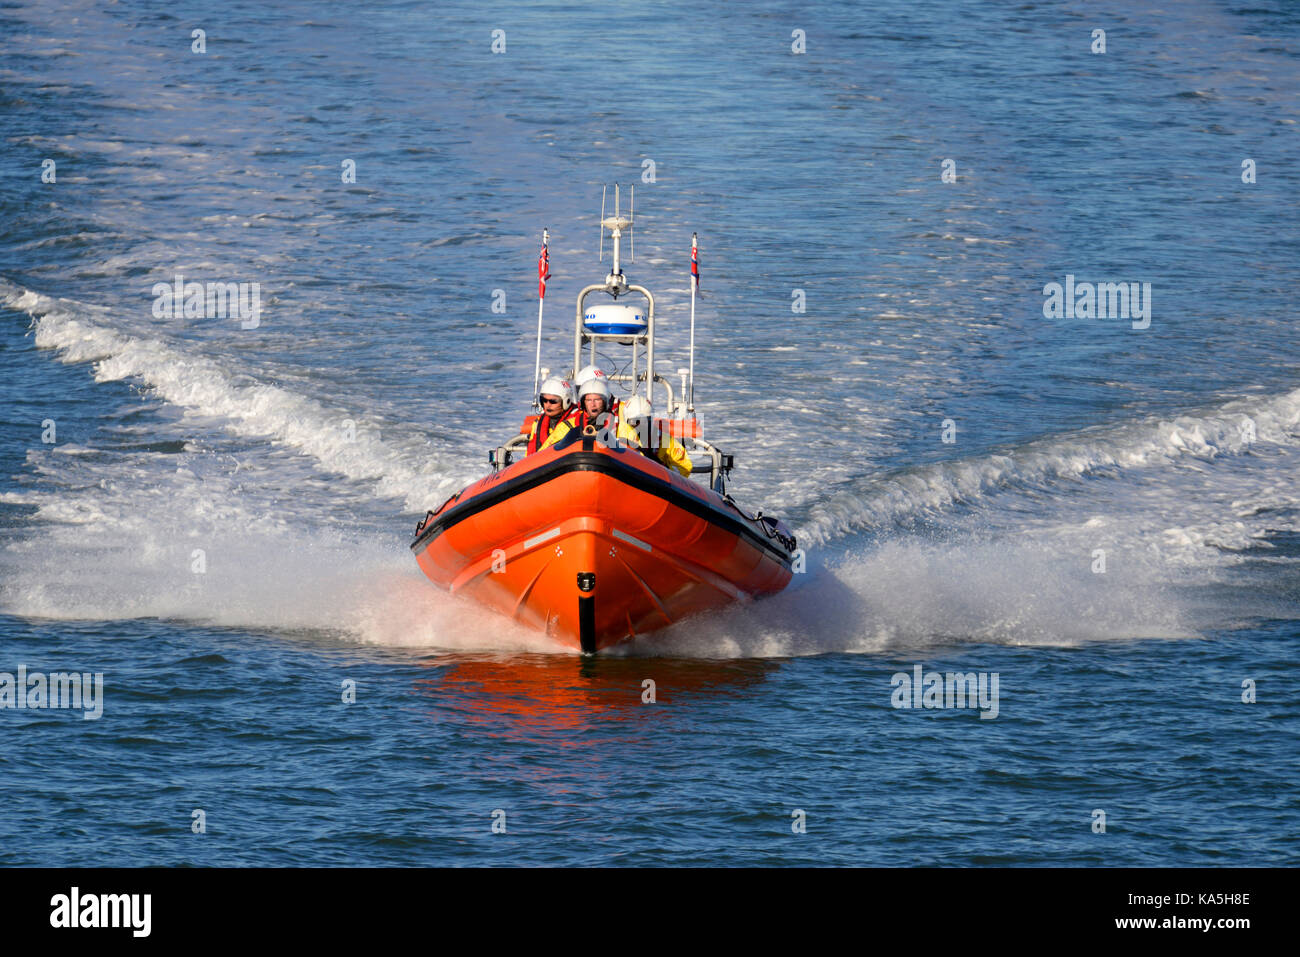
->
[[1, 0, 1298, 866]]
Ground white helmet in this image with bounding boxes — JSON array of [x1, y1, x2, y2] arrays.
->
[[575, 365, 608, 387], [577, 378, 612, 402], [538, 376, 573, 406], [622, 396, 653, 421]]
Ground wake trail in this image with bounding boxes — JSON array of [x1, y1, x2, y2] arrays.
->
[[2, 279, 468, 512], [799, 387, 1300, 546]]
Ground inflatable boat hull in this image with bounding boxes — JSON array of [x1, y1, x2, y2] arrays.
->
[[410, 435, 795, 653]]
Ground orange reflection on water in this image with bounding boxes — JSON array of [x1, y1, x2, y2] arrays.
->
[[412, 653, 775, 742]]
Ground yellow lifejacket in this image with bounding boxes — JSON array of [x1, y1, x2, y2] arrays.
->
[[615, 411, 692, 477]]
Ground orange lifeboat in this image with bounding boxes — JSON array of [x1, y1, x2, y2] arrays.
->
[[411, 427, 796, 653], [411, 186, 798, 653]]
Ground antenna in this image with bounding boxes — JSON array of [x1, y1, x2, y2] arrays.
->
[[599, 185, 607, 262], [600, 183, 633, 283], [688, 231, 698, 413], [629, 185, 635, 263]]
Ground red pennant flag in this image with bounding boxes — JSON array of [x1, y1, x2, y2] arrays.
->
[[690, 235, 701, 298], [538, 239, 551, 300]]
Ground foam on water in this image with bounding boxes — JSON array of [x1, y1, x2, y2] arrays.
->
[[8, 431, 1260, 660], [4, 272, 1298, 657], [0, 464, 560, 653], [799, 386, 1300, 546], [620, 536, 1198, 659], [2, 280, 473, 511]]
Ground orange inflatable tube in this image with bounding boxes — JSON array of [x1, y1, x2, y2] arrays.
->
[[411, 430, 796, 653]]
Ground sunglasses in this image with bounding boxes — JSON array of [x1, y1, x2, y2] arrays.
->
[[540, 396, 563, 405]]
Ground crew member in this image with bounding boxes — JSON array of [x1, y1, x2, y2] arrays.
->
[[572, 378, 614, 433], [526, 376, 577, 454], [575, 365, 620, 417], [620, 396, 692, 477]]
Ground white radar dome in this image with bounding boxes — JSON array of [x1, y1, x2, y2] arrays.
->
[[583, 303, 647, 337]]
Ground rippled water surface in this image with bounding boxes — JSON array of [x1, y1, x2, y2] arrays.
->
[[1, 0, 1298, 865]]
